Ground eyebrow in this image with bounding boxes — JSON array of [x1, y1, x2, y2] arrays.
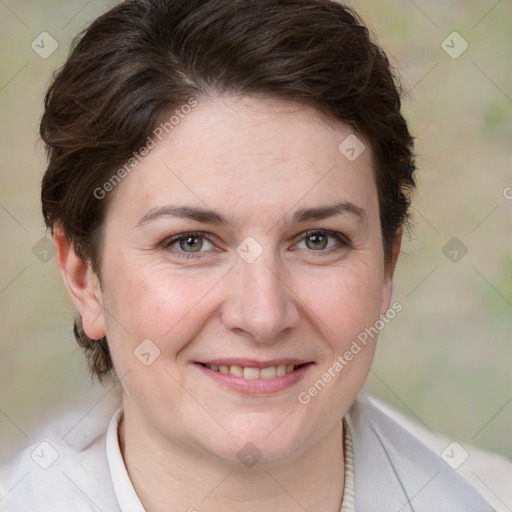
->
[[292, 201, 367, 224], [136, 200, 367, 228], [136, 205, 232, 227]]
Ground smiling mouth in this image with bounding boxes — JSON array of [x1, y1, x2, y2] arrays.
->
[[200, 363, 307, 379]]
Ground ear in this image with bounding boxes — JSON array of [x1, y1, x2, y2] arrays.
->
[[53, 225, 106, 340], [379, 229, 402, 316]]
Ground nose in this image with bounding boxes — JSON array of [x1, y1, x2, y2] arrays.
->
[[220, 251, 301, 342]]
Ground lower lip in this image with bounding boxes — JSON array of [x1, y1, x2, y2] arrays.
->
[[196, 363, 313, 395]]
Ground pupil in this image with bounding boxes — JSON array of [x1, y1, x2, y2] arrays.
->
[[307, 234, 327, 250], [181, 236, 202, 252]]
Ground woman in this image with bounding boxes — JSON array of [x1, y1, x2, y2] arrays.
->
[[1, 0, 510, 510]]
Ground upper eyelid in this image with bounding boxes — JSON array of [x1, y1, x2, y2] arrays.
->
[[163, 231, 214, 247], [294, 230, 349, 248], [164, 231, 212, 239], [298, 229, 346, 240]]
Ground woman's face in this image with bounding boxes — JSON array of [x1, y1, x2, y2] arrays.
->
[[87, 96, 397, 464]]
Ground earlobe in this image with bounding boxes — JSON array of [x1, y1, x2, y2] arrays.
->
[[380, 230, 402, 315], [53, 225, 106, 340], [387, 229, 402, 278]]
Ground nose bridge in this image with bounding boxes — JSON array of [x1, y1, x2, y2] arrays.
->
[[221, 248, 300, 340]]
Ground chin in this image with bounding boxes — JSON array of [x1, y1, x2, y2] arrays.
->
[[199, 413, 320, 468]]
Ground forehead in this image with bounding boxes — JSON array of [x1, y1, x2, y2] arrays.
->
[[107, 96, 378, 224]]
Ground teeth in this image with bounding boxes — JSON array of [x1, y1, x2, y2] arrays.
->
[[230, 365, 243, 377], [243, 367, 260, 379], [205, 363, 298, 379], [259, 366, 277, 379]]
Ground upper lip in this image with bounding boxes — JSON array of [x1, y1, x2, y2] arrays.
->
[[198, 358, 312, 368]]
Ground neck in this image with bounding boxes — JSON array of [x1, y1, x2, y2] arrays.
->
[[119, 404, 345, 512]]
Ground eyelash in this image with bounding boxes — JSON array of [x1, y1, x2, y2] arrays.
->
[[162, 230, 350, 259], [161, 231, 215, 259], [296, 229, 351, 251]]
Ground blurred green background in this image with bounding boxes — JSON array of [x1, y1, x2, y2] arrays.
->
[[1, 0, 511, 461]]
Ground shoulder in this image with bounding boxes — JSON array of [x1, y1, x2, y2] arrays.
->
[[366, 395, 512, 508], [346, 393, 512, 511], [0, 390, 121, 512]]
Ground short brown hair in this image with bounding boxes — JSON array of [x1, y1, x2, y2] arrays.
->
[[40, 0, 416, 381]]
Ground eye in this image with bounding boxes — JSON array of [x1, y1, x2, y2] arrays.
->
[[295, 230, 348, 251], [163, 232, 215, 255]]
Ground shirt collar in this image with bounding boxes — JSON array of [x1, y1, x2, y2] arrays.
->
[[106, 408, 146, 512]]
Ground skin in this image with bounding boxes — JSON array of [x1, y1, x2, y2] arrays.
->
[[55, 96, 401, 511]]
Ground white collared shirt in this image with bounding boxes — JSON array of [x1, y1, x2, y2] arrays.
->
[[106, 409, 146, 512]]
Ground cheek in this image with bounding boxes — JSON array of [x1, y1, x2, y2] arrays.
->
[[101, 257, 226, 355], [293, 265, 383, 418], [100, 267, 222, 408], [299, 261, 384, 345]]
